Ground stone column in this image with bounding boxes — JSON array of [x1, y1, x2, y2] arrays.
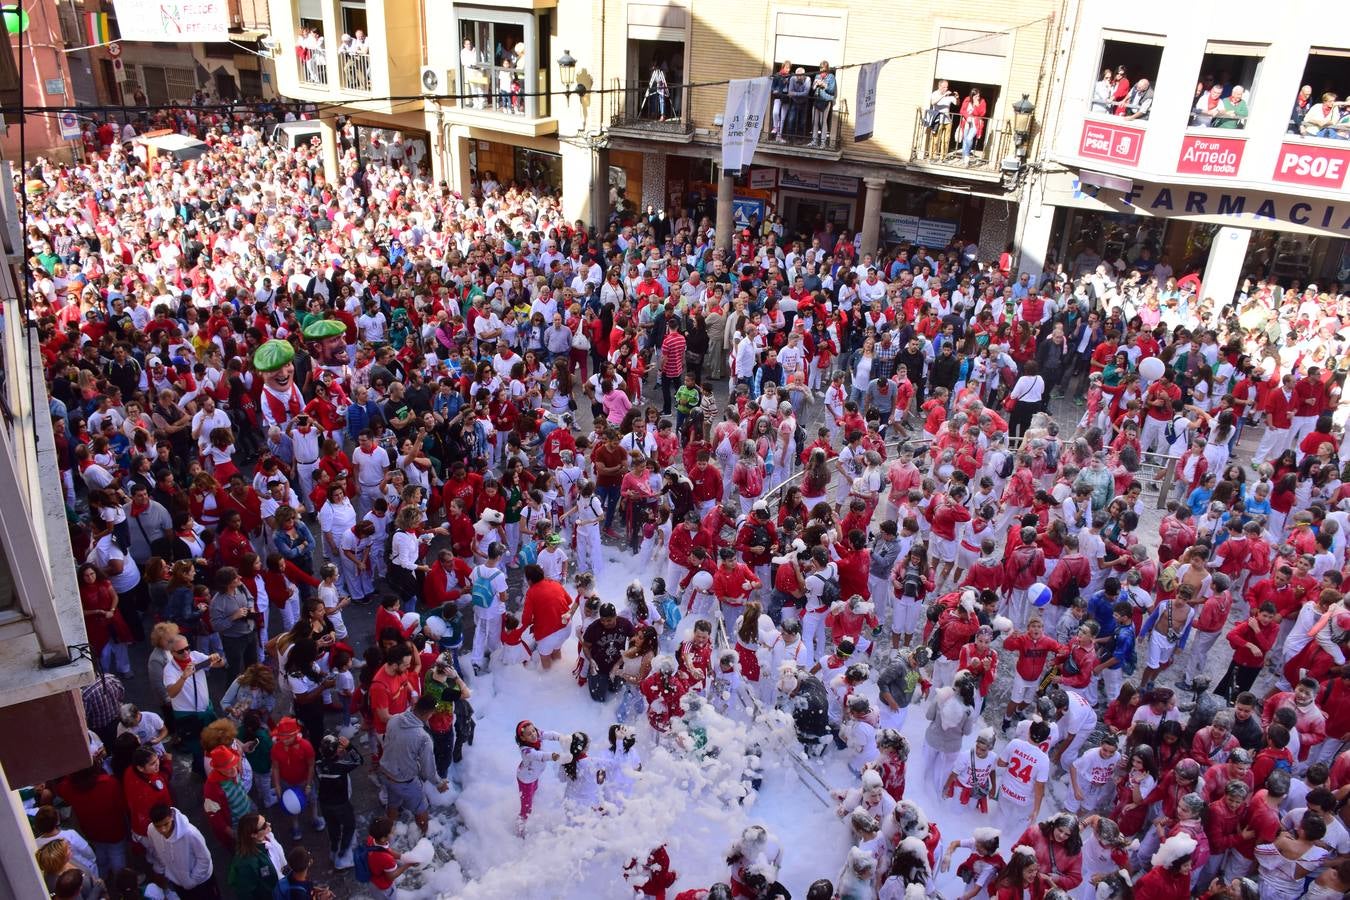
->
[[1201, 227, 1252, 307], [715, 171, 735, 252], [592, 146, 610, 231], [859, 176, 885, 257], [317, 116, 340, 185]]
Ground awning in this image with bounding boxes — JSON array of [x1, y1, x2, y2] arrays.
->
[[1079, 169, 1134, 193]]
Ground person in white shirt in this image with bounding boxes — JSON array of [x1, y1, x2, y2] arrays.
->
[[190, 397, 231, 454], [356, 304, 387, 343], [469, 544, 510, 675], [351, 432, 390, 514], [1066, 733, 1121, 813], [995, 720, 1051, 838]]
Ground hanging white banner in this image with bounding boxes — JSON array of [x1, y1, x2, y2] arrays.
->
[[853, 60, 888, 143], [721, 77, 772, 175]]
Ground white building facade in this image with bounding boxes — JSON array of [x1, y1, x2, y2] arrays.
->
[[1017, 0, 1350, 301]]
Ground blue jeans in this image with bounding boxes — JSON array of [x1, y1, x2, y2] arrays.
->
[[961, 119, 979, 158], [597, 484, 621, 530]]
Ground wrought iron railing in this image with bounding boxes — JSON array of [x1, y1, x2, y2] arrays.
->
[[909, 108, 1011, 170], [338, 51, 372, 93]]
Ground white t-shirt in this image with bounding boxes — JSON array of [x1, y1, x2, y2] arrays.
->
[[95, 535, 141, 593], [352, 445, 390, 487], [164, 650, 213, 713], [1009, 374, 1045, 404], [1072, 747, 1121, 789], [471, 564, 508, 612], [998, 738, 1050, 806]]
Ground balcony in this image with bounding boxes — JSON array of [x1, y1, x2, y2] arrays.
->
[[338, 49, 372, 93], [605, 79, 695, 143], [908, 108, 1011, 181], [298, 48, 329, 88]]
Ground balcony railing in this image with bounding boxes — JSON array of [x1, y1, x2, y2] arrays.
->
[[909, 108, 1011, 171], [298, 50, 329, 88], [460, 63, 528, 115], [606, 79, 695, 139], [338, 50, 371, 93]]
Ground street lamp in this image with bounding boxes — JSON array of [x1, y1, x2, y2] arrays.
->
[[557, 50, 586, 100], [1012, 93, 1036, 157]]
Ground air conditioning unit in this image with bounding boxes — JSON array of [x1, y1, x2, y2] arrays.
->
[[420, 66, 441, 95], [259, 35, 280, 57]]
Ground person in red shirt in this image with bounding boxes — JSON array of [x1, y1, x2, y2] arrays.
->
[[55, 767, 130, 873], [521, 565, 574, 668], [1290, 366, 1328, 449], [368, 646, 418, 742], [928, 485, 973, 586], [363, 816, 416, 895], [1254, 373, 1297, 467], [1001, 618, 1065, 730], [1004, 527, 1047, 629], [1140, 372, 1181, 456], [270, 717, 321, 840], [711, 546, 761, 641]]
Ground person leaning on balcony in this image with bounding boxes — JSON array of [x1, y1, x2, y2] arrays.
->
[[809, 61, 837, 148], [1121, 78, 1154, 121], [1212, 85, 1248, 129], [1290, 85, 1313, 134], [1302, 92, 1350, 138]]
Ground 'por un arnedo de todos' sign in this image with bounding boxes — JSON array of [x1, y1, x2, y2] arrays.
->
[[112, 0, 228, 42]]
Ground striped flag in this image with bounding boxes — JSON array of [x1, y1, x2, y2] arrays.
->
[[86, 12, 110, 44]]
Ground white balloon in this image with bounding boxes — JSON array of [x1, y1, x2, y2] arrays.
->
[[281, 787, 305, 815], [1138, 357, 1164, 381]]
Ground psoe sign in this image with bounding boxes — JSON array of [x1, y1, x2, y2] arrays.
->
[[1272, 142, 1350, 189]]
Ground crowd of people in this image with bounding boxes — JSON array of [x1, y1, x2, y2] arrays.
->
[[17, 103, 1350, 900]]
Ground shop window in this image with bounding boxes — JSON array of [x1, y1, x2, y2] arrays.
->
[[1091, 37, 1163, 119], [1291, 48, 1350, 138], [514, 148, 561, 191], [1188, 42, 1265, 130]]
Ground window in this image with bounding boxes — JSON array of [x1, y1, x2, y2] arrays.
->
[[341, 3, 366, 39], [1188, 41, 1265, 130], [1091, 36, 1163, 120], [458, 17, 529, 115], [1291, 48, 1350, 138], [772, 10, 843, 73]]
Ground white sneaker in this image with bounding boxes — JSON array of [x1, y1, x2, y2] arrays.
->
[[333, 849, 354, 870]]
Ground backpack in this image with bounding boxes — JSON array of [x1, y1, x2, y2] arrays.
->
[[900, 568, 926, 602], [1164, 415, 1185, 447], [471, 569, 497, 610], [793, 424, 808, 453], [818, 571, 841, 608], [352, 843, 373, 883], [997, 452, 1014, 479], [516, 540, 539, 568]]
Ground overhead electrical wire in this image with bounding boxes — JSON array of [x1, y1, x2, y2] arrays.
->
[[5, 14, 1052, 119]]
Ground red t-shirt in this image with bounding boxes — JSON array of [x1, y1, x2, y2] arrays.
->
[[369, 667, 416, 734], [366, 839, 400, 889], [271, 737, 315, 787]]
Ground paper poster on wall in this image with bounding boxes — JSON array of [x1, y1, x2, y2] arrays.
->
[[748, 168, 777, 190], [732, 198, 766, 230], [111, 0, 229, 42], [879, 213, 959, 247]]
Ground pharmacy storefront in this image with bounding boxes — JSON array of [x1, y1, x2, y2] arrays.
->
[[1034, 171, 1350, 300]]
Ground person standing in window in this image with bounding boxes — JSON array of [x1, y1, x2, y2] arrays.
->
[[809, 61, 837, 148], [959, 88, 987, 165]]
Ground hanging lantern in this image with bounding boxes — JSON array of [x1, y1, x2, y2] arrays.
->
[[2, 6, 30, 34]]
